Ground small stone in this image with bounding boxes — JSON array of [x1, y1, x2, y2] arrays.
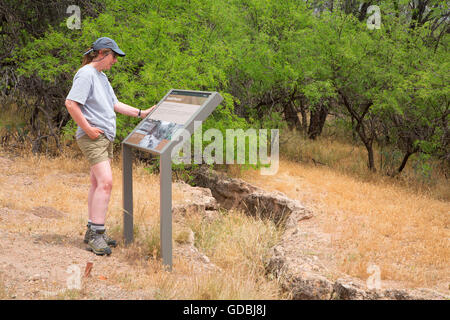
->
[[30, 274, 40, 281], [200, 254, 210, 264]]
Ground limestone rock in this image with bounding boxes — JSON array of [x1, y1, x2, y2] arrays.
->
[[191, 167, 449, 300], [383, 288, 449, 300], [332, 278, 382, 300], [192, 167, 313, 226], [173, 181, 219, 220]]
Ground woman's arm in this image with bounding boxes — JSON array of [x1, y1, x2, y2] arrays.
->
[[65, 99, 103, 139], [114, 101, 156, 118]]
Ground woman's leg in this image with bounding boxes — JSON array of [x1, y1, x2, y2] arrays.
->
[[88, 167, 98, 222], [89, 159, 113, 225]]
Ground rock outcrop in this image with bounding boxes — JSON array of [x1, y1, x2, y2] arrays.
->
[[173, 181, 220, 222], [192, 167, 313, 227], [268, 239, 449, 300], [190, 167, 449, 300], [171, 182, 221, 272]]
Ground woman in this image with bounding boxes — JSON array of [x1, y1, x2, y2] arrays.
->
[[65, 37, 155, 256]]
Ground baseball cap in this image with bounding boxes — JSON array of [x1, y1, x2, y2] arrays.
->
[[83, 37, 125, 57]]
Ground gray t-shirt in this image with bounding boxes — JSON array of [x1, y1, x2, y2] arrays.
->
[[66, 64, 118, 141]]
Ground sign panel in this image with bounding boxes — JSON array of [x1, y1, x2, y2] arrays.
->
[[123, 90, 214, 155]]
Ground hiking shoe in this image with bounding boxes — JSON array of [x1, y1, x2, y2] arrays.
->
[[103, 231, 117, 248], [86, 230, 112, 256], [84, 225, 117, 247], [83, 224, 92, 244]]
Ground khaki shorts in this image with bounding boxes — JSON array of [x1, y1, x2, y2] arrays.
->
[[77, 134, 113, 166]]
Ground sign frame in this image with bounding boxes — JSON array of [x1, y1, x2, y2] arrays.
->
[[122, 88, 223, 271], [122, 89, 221, 155]]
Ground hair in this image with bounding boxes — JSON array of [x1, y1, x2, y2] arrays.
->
[[81, 47, 113, 67]]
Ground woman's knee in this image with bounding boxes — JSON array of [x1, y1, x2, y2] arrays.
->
[[91, 160, 113, 193], [98, 178, 113, 193]]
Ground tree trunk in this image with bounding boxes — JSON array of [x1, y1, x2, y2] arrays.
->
[[308, 104, 328, 140], [397, 151, 413, 174], [357, 2, 371, 22], [365, 140, 376, 172], [351, 117, 358, 142], [298, 99, 308, 134], [283, 101, 302, 131], [338, 89, 376, 171]]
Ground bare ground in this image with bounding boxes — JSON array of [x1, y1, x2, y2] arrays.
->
[[0, 151, 447, 299], [0, 154, 220, 300]]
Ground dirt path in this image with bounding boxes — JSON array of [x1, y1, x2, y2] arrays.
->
[[0, 153, 158, 300], [0, 225, 155, 299], [0, 153, 223, 300], [1, 152, 447, 299]]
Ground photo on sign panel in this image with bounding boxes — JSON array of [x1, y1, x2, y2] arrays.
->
[[124, 91, 211, 153], [127, 119, 184, 151]]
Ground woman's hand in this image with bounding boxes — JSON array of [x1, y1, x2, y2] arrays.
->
[[140, 105, 157, 118], [65, 99, 104, 140], [86, 126, 104, 140]]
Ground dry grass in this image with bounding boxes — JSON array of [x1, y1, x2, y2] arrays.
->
[[239, 156, 449, 291], [280, 129, 449, 202], [0, 147, 284, 300], [2, 124, 448, 296], [0, 273, 8, 299]]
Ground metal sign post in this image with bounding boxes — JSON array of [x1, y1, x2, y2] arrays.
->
[[159, 150, 172, 268], [122, 89, 223, 271], [122, 143, 134, 245]]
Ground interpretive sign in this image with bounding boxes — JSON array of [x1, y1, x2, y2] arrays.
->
[[123, 90, 220, 154], [122, 89, 223, 271]]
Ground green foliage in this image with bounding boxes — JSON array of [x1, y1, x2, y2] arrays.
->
[[412, 153, 434, 183], [7, 0, 449, 176], [61, 119, 77, 141]]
